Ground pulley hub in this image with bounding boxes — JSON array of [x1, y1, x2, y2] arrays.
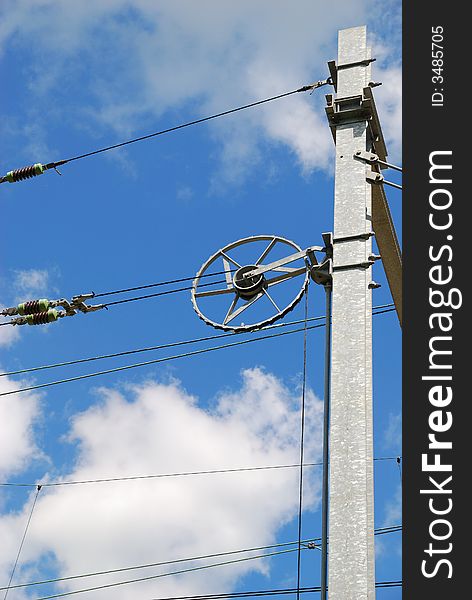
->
[[233, 265, 265, 299]]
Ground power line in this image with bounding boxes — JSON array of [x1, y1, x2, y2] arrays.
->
[[0, 325, 319, 397], [0, 462, 323, 488], [2, 308, 393, 377], [0, 314, 327, 377], [0, 80, 330, 185], [1, 540, 315, 592], [0, 312, 394, 397], [92, 270, 234, 299], [1, 527, 401, 593], [0, 304, 394, 386], [32, 548, 303, 600], [101, 280, 225, 308], [0, 310, 396, 397], [0, 456, 401, 489], [145, 582, 402, 600], [144, 583, 402, 600], [2, 485, 42, 600], [33, 581, 402, 600], [0, 278, 228, 326]]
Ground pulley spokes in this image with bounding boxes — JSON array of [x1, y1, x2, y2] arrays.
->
[[192, 235, 323, 332]]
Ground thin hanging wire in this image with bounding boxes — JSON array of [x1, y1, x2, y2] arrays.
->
[[2, 485, 42, 600], [296, 288, 310, 600]]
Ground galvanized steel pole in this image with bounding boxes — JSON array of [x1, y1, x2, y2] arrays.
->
[[326, 26, 376, 599]]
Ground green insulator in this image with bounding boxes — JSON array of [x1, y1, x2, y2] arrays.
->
[[26, 309, 59, 326], [6, 163, 44, 183], [18, 299, 51, 315]]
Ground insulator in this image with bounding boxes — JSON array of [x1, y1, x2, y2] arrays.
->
[[26, 309, 59, 326], [18, 299, 51, 315], [5, 163, 44, 183]]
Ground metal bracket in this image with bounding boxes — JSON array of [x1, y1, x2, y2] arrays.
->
[[325, 86, 387, 162], [333, 232, 374, 244], [333, 260, 375, 273], [337, 57, 376, 71], [310, 258, 333, 286], [326, 58, 376, 91], [321, 232, 334, 258]]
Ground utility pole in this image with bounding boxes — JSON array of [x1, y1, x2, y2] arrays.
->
[[191, 25, 398, 599], [324, 25, 386, 599]]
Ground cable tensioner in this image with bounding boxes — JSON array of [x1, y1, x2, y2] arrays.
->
[[1, 293, 105, 326], [191, 234, 333, 332]]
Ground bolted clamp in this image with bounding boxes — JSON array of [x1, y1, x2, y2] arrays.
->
[[366, 170, 402, 191], [308, 233, 333, 287]]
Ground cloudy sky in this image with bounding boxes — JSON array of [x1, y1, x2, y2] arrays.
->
[[0, 2, 402, 599]]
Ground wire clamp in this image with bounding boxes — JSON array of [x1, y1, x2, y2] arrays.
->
[[366, 171, 402, 191], [354, 150, 402, 172]]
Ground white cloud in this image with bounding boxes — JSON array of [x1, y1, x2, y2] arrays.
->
[[380, 484, 402, 559], [0, 0, 401, 187], [0, 376, 42, 479], [12, 269, 50, 300], [374, 65, 402, 162], [0, 369, 323, 599], [176, 185, 194, 202], [0, 322, 20, 348], [383, 484, 402, 527]]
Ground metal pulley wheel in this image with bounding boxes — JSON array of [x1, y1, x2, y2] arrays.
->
[[191, 235, 311, 332]]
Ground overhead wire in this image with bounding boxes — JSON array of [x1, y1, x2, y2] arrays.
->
[[0, 325, 322, 397], [33, 583, 402, 600], [0, 80, 330, 185], [0, 305, 395, 384], [2, 485, 42, 600], [30, 548, 303, 600], [0, 526, 401, 593], [0, 315, 330, 378], [145, 582, 402, 600], [60, 83, 328, 164], [147, 582, 402, 600], [92, 270, 234, 299], [0, 278, 228, 326], [0, 463, 323, 489], [143, 583, 402, 600], [0, 305, 394, 378], [100, 280, 222, 308], [0, 457, 401, 489], [0, 308, 396, 398], [1, 527, 400, 593]]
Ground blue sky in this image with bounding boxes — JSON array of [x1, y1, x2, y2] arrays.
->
[[0, 1, 402, 599]]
